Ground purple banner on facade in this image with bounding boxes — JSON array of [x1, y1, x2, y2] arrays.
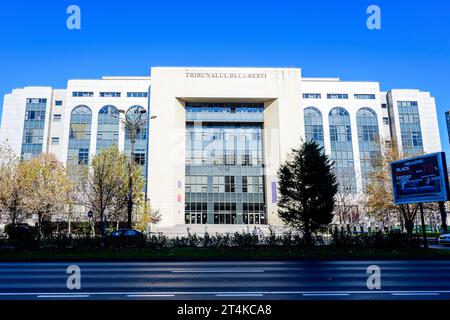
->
[[271, 182, 277, 203], [178, 180, 182, 189]]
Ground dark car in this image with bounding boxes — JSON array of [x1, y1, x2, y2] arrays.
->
[[110, 229, 145, 239], [5, 223, 37, 248], [107, 229, 146, 248]]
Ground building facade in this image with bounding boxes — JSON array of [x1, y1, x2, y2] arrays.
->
[[0, 67, 443, 232]]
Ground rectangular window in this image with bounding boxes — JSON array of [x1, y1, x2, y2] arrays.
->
[[354, 94, 376, 100], [383, 117, 389, 125], [100, 92, 121, 98], [26, 98, 47, 104], [51, 137, 60, 145], [225, 176, 235, 193], [53, 114, 62, 122], [327, 93, 348, 99], [72, 92, 94, 97], [303, 93, 321, 99], [78, 148, 89, 165], [55, 100, 63, 106], [381, 104, 387, 109], [127, 92, 148, 98], [398, 101, 418, 107], [133, 152, 146, 166]]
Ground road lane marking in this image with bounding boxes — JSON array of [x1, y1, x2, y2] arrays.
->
[[391, 293, 440, 296], [127, 294, 175, 298], [37, 295, 90, 298], [171, 269, 264, 273], [303, 293, 350, 297], [216, 294, 264, 297], [0, 290, 449, 298]]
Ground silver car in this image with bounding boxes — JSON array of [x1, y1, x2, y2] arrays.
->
[[438, 233, 450, 245]]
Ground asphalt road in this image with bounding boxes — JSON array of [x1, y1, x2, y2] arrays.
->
[[1, 259, 450, 300]]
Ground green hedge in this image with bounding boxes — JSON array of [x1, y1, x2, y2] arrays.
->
[[0, 229, 423, 251]]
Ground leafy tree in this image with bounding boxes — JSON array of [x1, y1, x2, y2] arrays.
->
[[20, 153, 73, 239], [134, 200, 161, 233], [75, 145, 144, 236], [0, 143, 28, 225], [277, 140, 338, 245], [364, 141, 419, 234]]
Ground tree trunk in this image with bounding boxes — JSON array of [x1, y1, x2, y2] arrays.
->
[[37, 213, 42, 241], [100, 210, 105, 237], [404, 218, 414, 235], [304, 221, 312, 247], [439, 202, 448, 233]]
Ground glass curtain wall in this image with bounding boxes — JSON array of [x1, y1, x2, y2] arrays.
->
[[185, 103, 266, 225]]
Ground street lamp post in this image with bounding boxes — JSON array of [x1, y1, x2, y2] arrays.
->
[[118, 108, 148, 229]]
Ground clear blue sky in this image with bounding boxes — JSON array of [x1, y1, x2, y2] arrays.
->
[[1, 0, 449, 153]]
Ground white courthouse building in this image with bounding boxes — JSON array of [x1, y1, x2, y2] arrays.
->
[[0, 67, 442, 233]]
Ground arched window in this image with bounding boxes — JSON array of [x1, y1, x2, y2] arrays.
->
[[329, 107, 356, 193], [124, 106, 148, 181], [356, 108, 381, 188], [304, 107, 324, 147], [68, 105, 92, 165], [96, 105, 119, 152]]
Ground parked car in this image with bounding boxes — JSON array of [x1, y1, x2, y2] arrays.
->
[[4, 223, 38, 248], [438, 233, 450, 245], [109, 229, 145, 239], [107, 229, 146, 248]]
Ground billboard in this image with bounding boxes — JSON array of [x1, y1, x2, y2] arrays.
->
[[391, 152, 450, 205]]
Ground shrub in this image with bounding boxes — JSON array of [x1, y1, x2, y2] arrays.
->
[[330, 230, 420, 249], [5, 224, 38, 249]]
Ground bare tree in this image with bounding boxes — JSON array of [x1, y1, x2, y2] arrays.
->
[[334, 171, 356, 226], [365, 141, 420, 235]]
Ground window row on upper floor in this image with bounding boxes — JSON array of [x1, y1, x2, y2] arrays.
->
[[303, 93, 377, 100], [71, 91, 149, 98]]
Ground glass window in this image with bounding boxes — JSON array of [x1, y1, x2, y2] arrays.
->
[[357, 108, 381, 188], [96, 105, 119, 152], [303, 93, 321, 99], [100, 92, 121, 98], [127, 92, 148, 98], [72, 92, 94, 97], [51, 137, 60, 145], [20, 98, 47, 160], [329, 107, 357, 193], [327, 94, 349, 100], [397, 101, 423, 156], [185, 103, 265, 225], [354, 94, 376, 100], [67, 105, 92, 166], [304, 107, 324, 147]]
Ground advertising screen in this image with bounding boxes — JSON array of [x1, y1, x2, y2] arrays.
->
[[391, 152, 450, 205]]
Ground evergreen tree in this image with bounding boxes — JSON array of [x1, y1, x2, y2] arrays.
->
[[277, 141, 338, 245]]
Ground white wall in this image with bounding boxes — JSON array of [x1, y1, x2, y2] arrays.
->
[[148, 67, 303, 227], [0, 68, 443, 229], [301, 79, 383, 193], [0, 87, 53, 157], [388, 89, 442, 155]]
